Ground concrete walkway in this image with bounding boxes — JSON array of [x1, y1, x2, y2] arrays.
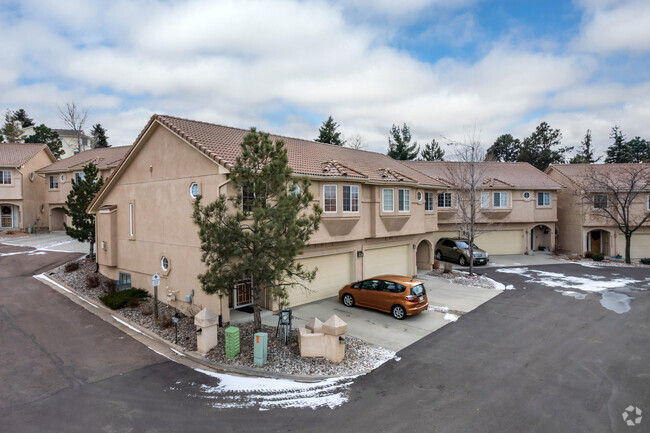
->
[[0, 231, 89, 254], [440, 252, 562, 271]]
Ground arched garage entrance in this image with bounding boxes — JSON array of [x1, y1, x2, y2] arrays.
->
[[416, 240, 433, 271], [50, 207, 65, 231]]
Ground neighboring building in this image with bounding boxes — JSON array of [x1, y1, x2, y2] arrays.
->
[[88, 115, 447, 322], [403, 161, 563, 255], [21, 126, 92, 159], [546, 163, 650, 258], [37, 147, 131, 231], [0, 143, 56, 231]]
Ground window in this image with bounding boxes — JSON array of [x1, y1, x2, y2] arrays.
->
[[425, 192, 434, 211], [323, 185, 337, 213], [647, 195, 650, 211], [523, 192, 531, 199], [190, 183, 199, 198], [382, 188, 394, 212], [60, 174, 66, 182], [49, 175, 59, 189], [117, 272, 132, 290], [0, 170, 11, 185], [290, 183, 301, 196], [342, 185, 359, 212], [242, 185, 255, 213], [481, 192, 489, 208], [161, 256, 169, 271], [398, 189, 410, 212], [74, 172, 85, 183], [438, 192, 452, 208], [537, 192, 550, 207], [493, 192, 508, 208], [417, 191, 423, 201], [129, 203, 134, 236], [594, 194, 608, 209]]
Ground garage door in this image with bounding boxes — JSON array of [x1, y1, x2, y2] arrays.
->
[[289, 252, 354, 307], [364, 244, 411, 278], [475, 230, 524, 255], [617, 233, 650, 259]]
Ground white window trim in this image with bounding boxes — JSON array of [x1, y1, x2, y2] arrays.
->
[[537, 191, 551, 207], [190, 182, 199, 198], [161, 256, 169, 271], [493, 191, 509, 208], [129, 202, 134, 237], [323, 184, 337, 213], [382, 188, 394, 212], [0, 170, 12, 185], [438, 192, 452, 208], [647, 195, 650, 211], [424, 192, 434, 212], [49, 175, 59, 189], [398, 189, 410, 212], [481, 191, 489, 208], [342, 185, 359, 213]]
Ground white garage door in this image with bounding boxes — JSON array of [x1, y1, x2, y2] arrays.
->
[[289, 252, 354, 307], [364, 244, 411, 278], [617, 233, 650, 259], [475, 230, 524, 255]]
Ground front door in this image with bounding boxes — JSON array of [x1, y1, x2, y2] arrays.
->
[[590, 231, 601, 254], [1, 205, 13, 228], [233, 278, 253, 308]]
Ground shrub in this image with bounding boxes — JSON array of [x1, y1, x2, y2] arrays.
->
[[442, 262, 453, 274], [86, 274, 101, 288], [592, 253, 605, 262], [126, 298, 141, 308], [100, 288, 149, 310], [640, 258, 650, 265], [158, 312, 173, 329], [103, 279, 117, 294], [584, 251, 593, 259], [141, 301, 154, 316], [64, 262, 80, 273]]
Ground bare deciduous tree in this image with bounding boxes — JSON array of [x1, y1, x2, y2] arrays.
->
[[59, 102, 88, 153], [346, 133, 366, 150], [576, 164, 650, 264], [445, 132, 489, 276]]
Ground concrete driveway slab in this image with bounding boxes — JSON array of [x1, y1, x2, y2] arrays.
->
[[0, 231, 89, 254]]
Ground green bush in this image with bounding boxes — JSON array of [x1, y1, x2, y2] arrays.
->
[[100, 288, 149, 310], [592, 253, 605, 262], [640, 258, 650, 265]]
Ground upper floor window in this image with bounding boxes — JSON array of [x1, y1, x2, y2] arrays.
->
[[481, 191, 489, 208], [342, 185, 359, 212], [593, 194, 608, 209], [49, 175, 59, 189], [0, 170, 11, 185], [323, 185, 337, 213], [493, 192, 508, 208], [398, 189, 410, 212], [425, 192, 434, 211], [438, 192, 452, 208], [74, 172, 85, 184], [382, 188, 394, 212], [242, 185, 255, 213], [537, 192, 550, 207], [189, 183, 199, 198]]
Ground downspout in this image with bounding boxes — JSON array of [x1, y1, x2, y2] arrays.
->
[[216, 176, 230, 325]]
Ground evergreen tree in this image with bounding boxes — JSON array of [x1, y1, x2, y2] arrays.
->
[[625, 137, 649, 163], [1, 111, 23, 142], [64, 163, 105, 259], [570, 129, 600, 164], [315, 115, 344, 146], [193, 128, 322, 331], [24, 124, 64, 159], [605, 126, 629, 163], [420, 139, 445, 161], [485, 134, 521, 162], [91, 123, 110, 148], [517, 122, 573, 171], [11, 109, 34, 127], [387, 123, 419, 160]]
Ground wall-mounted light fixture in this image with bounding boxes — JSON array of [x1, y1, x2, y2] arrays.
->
[[357, 251, 364, 258]]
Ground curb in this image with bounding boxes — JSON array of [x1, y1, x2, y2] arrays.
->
[[34, 272, 370, 382]]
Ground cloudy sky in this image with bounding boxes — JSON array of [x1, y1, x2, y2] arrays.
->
[[2, 0, 650, 158]]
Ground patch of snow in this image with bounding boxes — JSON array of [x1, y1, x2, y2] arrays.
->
[[553, 289, 587, 300], [600, 292, 633, 314], [112, 315, 154, 339], [443, 313, 459, 322], [428, 305, 449, 313], [148, 346, 174, 361], [170, 348, 185, 357], [394, 356, 401, 362]]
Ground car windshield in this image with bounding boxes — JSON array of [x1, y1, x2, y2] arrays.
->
[[410, 284, 425, 297], [456, 241, 478, 249]]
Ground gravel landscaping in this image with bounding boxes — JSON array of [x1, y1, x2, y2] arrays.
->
[[50, 258, 396, 377]]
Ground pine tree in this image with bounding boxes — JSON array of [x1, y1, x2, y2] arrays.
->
[[570, 129, 600, 164], [193, 128, 322, 331], [11, 109, 34, 127], [315, 116, 344, 146], [625, 137, 649, 163], [485, 134, 520, 162], [605, 126, 629, 163], [91, 124, 110, 148], [64, 163, 105, 258], [1, 111, 23, 142], [420, 139, 445, 161], [517, 122, 573, 171], [24, 124, 64, 159], [387, 123, 419, 160]]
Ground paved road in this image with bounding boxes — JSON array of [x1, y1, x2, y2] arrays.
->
[[1, 247, 648, 433]]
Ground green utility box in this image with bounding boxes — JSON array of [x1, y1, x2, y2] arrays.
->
[[225, 326, 240, 359], [253, 332, 268, 366]]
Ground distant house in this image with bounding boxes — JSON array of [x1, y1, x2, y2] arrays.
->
[[546, 163, 650, 258], [0, 143, 56, 231], [37, 147, 131, 231], [403, 161, 563, 255], [21, 126, 92, 159]]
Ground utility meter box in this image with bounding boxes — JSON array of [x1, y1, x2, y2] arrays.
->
[[253, 332, 268, 366], [225, 326, 240, 359]]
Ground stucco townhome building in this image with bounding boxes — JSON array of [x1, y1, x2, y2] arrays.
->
[[88, 115, 448, 323], [21, 127, 93, 159], [403, 161, 563, 255], [37, 147, 131, 231], [546, 163, 650, 258], [0, 143, 55, 231]]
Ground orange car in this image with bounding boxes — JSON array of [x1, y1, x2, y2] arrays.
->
[[338, 275, 429, 320]]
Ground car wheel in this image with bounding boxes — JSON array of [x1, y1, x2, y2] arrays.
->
[[458, 255, 467, 266], [342, 293, 355, 307], [435, 250, 442, 260], [391, 305, 406, 320]]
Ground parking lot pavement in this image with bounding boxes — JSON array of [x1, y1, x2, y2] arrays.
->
[[417, 273, 502, 312], [0, 231, 89, 254], [438, 253, 561, 271]]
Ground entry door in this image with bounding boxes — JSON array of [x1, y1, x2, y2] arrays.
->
[[590, 231, 601, 254], [1, 205, 13, 228], [233, 278, 253, 308]]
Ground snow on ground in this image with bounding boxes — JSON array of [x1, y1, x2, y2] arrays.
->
[[496, 267, 645, 314], [443, 313, 459, 322], [428, 305, 449, 313]]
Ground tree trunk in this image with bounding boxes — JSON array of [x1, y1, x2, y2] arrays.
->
[[253, 303, 262, 332], [89, 241, 94, 259], [625, 234, 631, 264]]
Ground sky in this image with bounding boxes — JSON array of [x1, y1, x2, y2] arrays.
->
[[2, 0, 650, 159]]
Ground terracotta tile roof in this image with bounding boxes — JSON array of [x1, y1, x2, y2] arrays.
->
[[37, 146, 131, 173], [548, 163, 650, 190], [0, 143, 51, 167], [402, 161, 563, 189], [153, 115, 442, 186]]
